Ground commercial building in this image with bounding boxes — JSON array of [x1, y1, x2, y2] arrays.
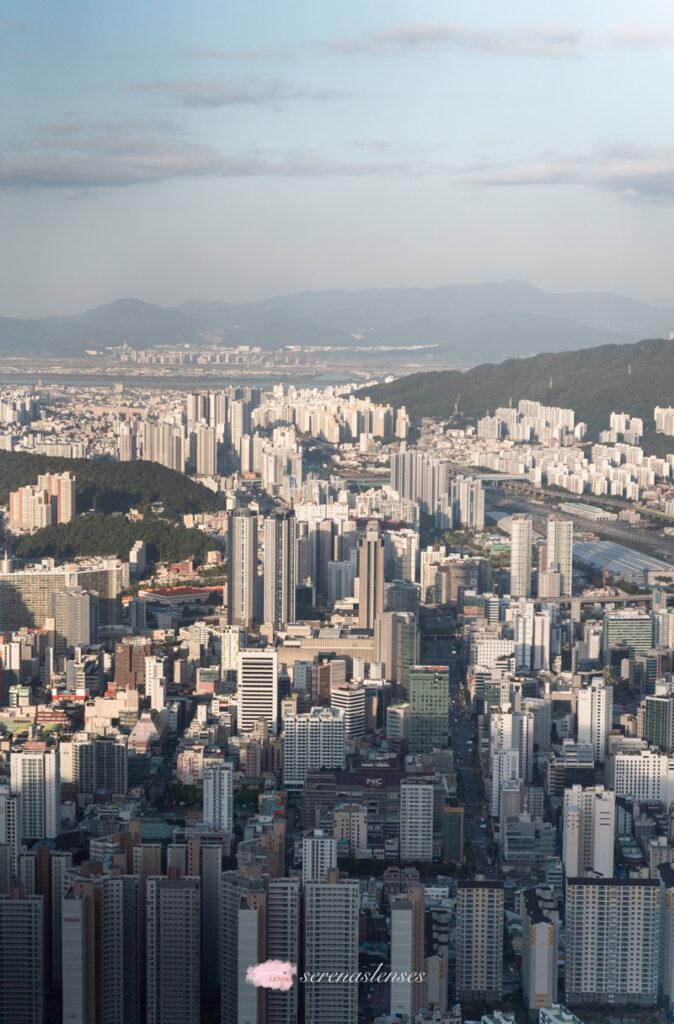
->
[[237, 648, 278, 736], [407, 665, 450, 754]]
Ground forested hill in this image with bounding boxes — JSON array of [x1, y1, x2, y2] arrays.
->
[[357, 336, 674, 437], [0, 452, 223, 519]]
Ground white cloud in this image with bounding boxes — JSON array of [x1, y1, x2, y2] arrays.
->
[[326, 21, 581, 58]]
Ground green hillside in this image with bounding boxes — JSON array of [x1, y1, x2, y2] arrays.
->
[[0, 452, 223, 519], [359, 336, 674, 437], [15, 514, 220, 565]]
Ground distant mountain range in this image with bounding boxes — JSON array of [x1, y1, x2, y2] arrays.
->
[[357, 335, 674, 438], [2, 282, 674, 361]]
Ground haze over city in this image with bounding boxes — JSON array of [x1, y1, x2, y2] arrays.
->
[[4, 0, 674, 317]]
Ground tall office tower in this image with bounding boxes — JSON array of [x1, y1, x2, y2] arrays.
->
[[62, 869, 140, 1024], [195, 423, 217, 476], [455, 881, 504, 1003], [263, 510, 296, 630], [238, 648, 278, 735], [390, 885, 426, 1018], [510, 515, 533, 598], [490, 710, 534, 783], [52, 586, 99, 650], [577, 677, 613, 763], [227, 510, 258, 627], [520, 887, 559, 1017], [565, 878, 660, 1007], [0, 888, 44, 1024], [282, 707, 345, 789], [407, 664, 450, 753], [546, 517, 573, 596], [313, 518, 335, 604], [203, 762, 233, 831], [60, 732, 128, 803], [0, 787, 21, 875], [562, 784, 615, 878], [358, 520, 385, 629], [10, 741, 60, 840], [146, 875, 201, 1024], [374, 610, 419, 690], [442, 805, 464, 863], [302, 829, 337, 882], [644, 694, 674, 751], [329, 682, 365, 738], [400, 779, 434, 862], [304, 874, 359, 1024], [601, 610, 653, 664]]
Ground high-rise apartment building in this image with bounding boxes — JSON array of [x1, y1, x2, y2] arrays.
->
[[195, 423, 217, 476], [302, 830, 337, 883], [52, 586, 99, 651], [562, 784, 615, 878], [227, 510, 257, 628], [146, 875, 201, 1024], [0, 786, 21, 875], [407, 664, 450, 753], [390, 885, 426, 1018], [0, 888, 44, 1024], [203, 762, 233, 832], [400, 778, 434, 862], [10, 741, 60, 840], [282, 707, 345, 789], [237, 648, 278, 735], [510, 515, 533, 598], [455, 881, 504, 1002], [577, 677, 613, 763], [565, 878, 659, 1006], [59, 732, 128, 803], [263, 510, 296, 629], [358, 520, 385, 629], [546, 517, 573, 596], [304, 874, 359, 1024]]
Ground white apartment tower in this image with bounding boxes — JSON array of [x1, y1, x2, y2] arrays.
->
[[510, 515, 533, 598], [203, 762, 233, 832], [563, 784, 615, 879], [302, 830, 337, 883], [577, 677, 613, 763], [10, 742, 60, 840], [282, 707, 345, 789], [400, 778, 434, 862], [227, 510, 257, 628]]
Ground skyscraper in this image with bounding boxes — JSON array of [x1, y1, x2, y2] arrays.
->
[[546, 517, 573, 596], [146, 875, 201, 1024], [565, 878, 659, 1007], [562, 784, 615, 879], [455, 880, 504, 1003], [203, 762, 233, 832], [238, 648, 279, 735], [52, 586, 99, 650], [227, 510, 257, 628], [358, 520, 385, 629], [390, 885, 426, 1017], [577, 677, 613, 763], [510, 515, 532, 598], [407, 664, 450, 753], [520, 886, 559, 1017], [263, 510, 296, 630], [195, 423, 217, 476], [10, 741, 60, 840], [304, 874, 359, 1024], [0, 887, 44, 1024], [400, 778, 434, 862]]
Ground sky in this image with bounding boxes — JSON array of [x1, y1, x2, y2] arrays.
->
[[3, 0, 674, 317]]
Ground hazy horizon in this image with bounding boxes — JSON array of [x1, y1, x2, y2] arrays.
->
[[4, 1, 674, 318]]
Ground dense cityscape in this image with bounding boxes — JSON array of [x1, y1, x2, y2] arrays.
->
[[1, 365, 674, 1024]]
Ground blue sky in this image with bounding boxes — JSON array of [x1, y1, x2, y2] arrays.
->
[[3, 0, 674, 316]]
